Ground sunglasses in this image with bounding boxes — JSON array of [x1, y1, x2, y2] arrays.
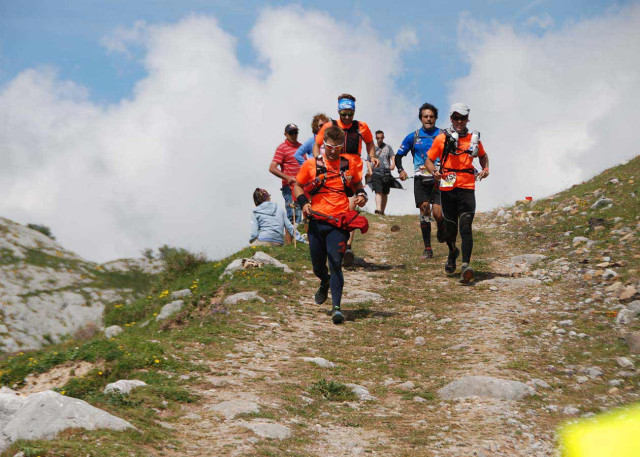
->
[[323, 142, 344, 151], [339, 111, 354, 117], [451, 115, 468, 121]]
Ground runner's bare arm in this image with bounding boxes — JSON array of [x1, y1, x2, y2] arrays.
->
[[425, 158, 441, 180], [478, 154, 490, 179], [269, 161, 296, 184], [366, 141, 380, 168], [312, 142, 320, 158]]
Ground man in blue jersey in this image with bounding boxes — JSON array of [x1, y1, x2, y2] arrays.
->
[[295, 113, 330, 165], [395, 102, 444, 259]]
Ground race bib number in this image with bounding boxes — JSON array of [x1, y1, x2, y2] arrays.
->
[[440, 173, 457, 189]]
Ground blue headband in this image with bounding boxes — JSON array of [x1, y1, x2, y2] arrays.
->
[[338, 98, 355, 111]]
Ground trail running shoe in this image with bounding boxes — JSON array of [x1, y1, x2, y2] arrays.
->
[[421, 247, 433, 259], [436, 222, 445, 243], [445, 248, 459, 274], [460, 263, 475, 284], [314, 278, 330, 305], [374, 210, 382, 215], [343, 249, 355, 267], [331, 307, 345, 325]]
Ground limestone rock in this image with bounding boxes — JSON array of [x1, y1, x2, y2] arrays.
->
[[210, 400, 260, 420], [591, 197, 613, 209], [171, 289, 193, 299], [341, 290, 384, 304], [397, 381, 415, 391], [623, 332, 640, 353], [252, 251, 293, 273], [155, 300, 184, 321], [235, 419, 292, 439], [345, 384, 376, 401], [437, 376, 535, 401], [103, 380, 147, 395], [300, 357, 335, 368], [0, 390, 133, 452], [104, 325, 123, 339], [620, 287, 638, 300], [477, 277, 542, 288], [616, 357, 634, 369], [223, 291, 266, 305]]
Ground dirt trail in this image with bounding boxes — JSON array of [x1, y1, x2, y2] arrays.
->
[[163, 215, 563, 456]]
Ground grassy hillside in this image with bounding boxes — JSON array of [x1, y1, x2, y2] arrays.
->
[[1, 156, 638, 457]]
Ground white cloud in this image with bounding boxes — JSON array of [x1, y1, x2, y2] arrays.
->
[[0, 9, 417, 261], [525, 13, 554, 29], [450, 5, 640, 210]]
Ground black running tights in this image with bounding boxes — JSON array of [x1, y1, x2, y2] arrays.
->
[[441, 188, 476, 264]]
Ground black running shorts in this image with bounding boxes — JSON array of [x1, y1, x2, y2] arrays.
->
[[414, 175, 441, 207], [371, 173, 391, 195]]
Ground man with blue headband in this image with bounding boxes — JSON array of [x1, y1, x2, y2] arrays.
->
[[312, 93, 377, 266]]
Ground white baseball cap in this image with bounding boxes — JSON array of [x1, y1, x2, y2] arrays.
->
[[449, 103, 470, 116]]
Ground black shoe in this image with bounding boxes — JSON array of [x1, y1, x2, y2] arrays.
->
[[315, 278, 330, 305], [436, 222, 445, 243], [331, 307, 345, 325], [421, 247, 433, 259], [374, 210, 382, 215], [460, 263, 475, 284], [343, 249, 354, 267], [445, 248, 459, 274]]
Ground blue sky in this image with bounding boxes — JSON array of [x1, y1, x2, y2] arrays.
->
[[1, 0, 638, 261], [1, 0, 626, 110]]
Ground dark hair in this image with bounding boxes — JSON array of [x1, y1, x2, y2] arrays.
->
[[375, 130, 384, 135], [253, 188, 270, 206], [338, 93, 356, 102], [418, 102, 438, 120], [324, 125, 346, 144], [311, 113, 330, 134]]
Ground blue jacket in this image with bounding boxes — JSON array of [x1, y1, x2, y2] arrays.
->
[[397, 127, 441, 178], [295, 136, 315, 165], [249, 201, 305, 244]]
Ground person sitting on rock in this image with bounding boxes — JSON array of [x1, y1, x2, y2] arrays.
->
[[249, 188, 305, 246]]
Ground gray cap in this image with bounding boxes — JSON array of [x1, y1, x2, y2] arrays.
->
[[449, 103, 470, 116]]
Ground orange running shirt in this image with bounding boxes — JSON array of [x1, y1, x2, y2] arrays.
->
[[296, 155, 363, 217], [427, 133, 486, 191], [315, 119, 374, 154]]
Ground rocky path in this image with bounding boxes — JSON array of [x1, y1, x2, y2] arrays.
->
[[158, 212, 636, 457]]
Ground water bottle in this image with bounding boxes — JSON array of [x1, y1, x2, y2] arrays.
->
[[469, 131, 480, 157]]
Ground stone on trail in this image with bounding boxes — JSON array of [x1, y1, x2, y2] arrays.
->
[[252, 251, 293, 273], [300, 357, 335, 368], [210, 400, 260, 420], [591, 197, 613, 209], [437, 376, 535, 401], [616, 309, 635, 325], [223, 291, 266, 305], [103, 380, 147, 395], [582, 367, 604, 379], [620, 286, 638, 300], [104, 325, 123, 338], [528, 379, 550, 389], [563, 406, 580, 415], [397, 381, 415, 391], [171, 289, 193, 299], [508, 254, 546, 267], [414, 336, 426, 346], [155, 300, 184, 321], [341, 290, 383, 304], [616, 357, 634, 369], [0, 390, 133, 452], [345, 383, 376, 401], [603, 269, 618, 280], [235, 419, 292, 439]]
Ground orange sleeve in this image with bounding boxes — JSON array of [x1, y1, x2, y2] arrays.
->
[[427, 134, 445, 161], [315, 123, 329, 146], [296, 159, 314, 186], [349, 156, 363, 184], [477, 141, 486, 158], [359, 122, 373, 143]]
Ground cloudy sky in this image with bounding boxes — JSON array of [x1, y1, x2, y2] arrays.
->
[[1, 0, 638, 261]]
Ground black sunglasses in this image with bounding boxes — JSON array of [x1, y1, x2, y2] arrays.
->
[[451, 115, 468, 121]]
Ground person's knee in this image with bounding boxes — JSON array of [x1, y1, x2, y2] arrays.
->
[[459, 212, 474, 237], [420, 202, 430, 216]]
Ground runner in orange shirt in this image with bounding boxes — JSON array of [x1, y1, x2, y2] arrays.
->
[[312, 93, 377, 266], [294, 125, 368, 324], [426, 103, 490, 284]]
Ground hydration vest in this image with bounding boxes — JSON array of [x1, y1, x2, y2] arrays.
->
[[440, 129, 476, 175], [306, 155, 354, 197], [332, 119, 362, 155]]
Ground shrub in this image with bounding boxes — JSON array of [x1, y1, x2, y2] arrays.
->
[[158, 245, 207, 279], [27, 223, 55, 240]]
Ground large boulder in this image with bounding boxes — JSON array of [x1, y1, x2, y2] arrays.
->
[[0, 390, 133, 451]]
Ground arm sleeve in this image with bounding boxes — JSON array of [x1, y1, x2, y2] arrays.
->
[[249, 213, 259, 243], [296, 160, 313, 186]]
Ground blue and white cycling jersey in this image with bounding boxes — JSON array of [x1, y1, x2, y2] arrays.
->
[[397, 127, 441, 177]]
